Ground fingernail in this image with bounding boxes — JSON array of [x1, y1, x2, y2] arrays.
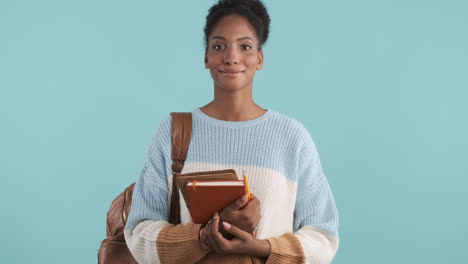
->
[[223, 222, 231, 229], [214, 211, 218, 218], [241, 194, 248, 202]]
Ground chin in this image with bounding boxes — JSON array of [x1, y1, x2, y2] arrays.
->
[[213, 79, 246, 91]]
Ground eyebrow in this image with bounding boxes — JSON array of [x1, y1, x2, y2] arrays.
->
[[211, 36, 253, 41]]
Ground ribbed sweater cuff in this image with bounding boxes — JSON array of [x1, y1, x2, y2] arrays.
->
[[156, 223, 210, 264], [266, 233, 305, 264]]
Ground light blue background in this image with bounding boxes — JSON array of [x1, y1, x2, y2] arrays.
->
[[1, 0, 467, 263]]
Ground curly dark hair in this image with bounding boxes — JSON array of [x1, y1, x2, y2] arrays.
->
[[204, 0, 271, 50]]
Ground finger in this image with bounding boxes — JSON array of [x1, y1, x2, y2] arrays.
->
[[199, 230, 209, 249], [211, 212, 227, 243], [254, 213, 261, 228], [223, 194, 248, 213], [211, 212, 232, 253], [244, 195, 262, 230], [250, 193, 258, 201], [202, 220, 215, 250], [212, 212, 220, 232], [200, 224, 210, 248], [238, 193, 259, 213], [222, 221, 252, 241], [208, 212, 223, 253], [247, 193, 259, 205], [199, 227, 211, 250], [250, 194, 260, 209]]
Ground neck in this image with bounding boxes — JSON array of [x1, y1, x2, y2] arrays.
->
[[200, 84, 266, 121]]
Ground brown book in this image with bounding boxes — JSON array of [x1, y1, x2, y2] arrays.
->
[[176, 169, 238, 208], [186, 180, 246, 224]]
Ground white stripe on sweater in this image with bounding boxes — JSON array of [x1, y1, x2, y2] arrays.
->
[[295, 225, 339, 264], [124, 220, 167, 264]]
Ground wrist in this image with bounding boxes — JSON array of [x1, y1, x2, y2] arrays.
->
[[198, 224, 204, 240], [248, 239, 271, 258], [198, 225, 212, 252]]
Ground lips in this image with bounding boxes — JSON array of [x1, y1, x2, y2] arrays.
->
[[219, 69, 245, 75]]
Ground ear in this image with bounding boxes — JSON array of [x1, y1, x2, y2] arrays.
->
[[204, 48, 209, 69], [256, 50, 264, 70]]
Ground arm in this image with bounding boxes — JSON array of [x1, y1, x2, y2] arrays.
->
[[200, 129, 339, 264], [124, 180, 210, 264], [200, 169, 338, 264], [267, 175, 339, 264], [267, 131, 339, 264], [123, 117, 210, 264]]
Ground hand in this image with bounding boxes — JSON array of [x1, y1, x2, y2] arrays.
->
[[219, 193, 261, 238], [200, 212, 270, 257]]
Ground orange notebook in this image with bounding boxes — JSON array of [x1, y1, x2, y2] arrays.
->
[[176, 169, 238, 208], [186, 180, 246, 224]]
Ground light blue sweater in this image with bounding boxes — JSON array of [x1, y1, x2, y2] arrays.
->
[[125, 108, 339, 263]]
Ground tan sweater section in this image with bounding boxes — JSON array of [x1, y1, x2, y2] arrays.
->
[[156, 224, 305, 264]]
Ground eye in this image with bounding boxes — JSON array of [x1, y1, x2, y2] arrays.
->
[[241, 44, 252, 50], [212, 44, 225, 51]]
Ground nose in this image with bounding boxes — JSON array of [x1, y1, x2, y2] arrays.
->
[[224, 46, 239, 65]]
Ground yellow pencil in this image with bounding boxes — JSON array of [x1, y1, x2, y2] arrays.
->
[[243, 171, 255, 238], [243, 171, 251, 201]]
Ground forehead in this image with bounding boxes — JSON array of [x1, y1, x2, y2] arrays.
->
[[210, 15, 258, 42]]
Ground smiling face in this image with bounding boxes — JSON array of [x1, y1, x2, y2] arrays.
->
[[204, 15, 264, 92]]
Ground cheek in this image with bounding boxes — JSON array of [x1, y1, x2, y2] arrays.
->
[[209, 68, 218, 76], [206, 52, 221, 65], [244, 53, 259, 67]]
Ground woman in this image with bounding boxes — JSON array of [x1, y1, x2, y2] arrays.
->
[[124, 0, 339, 263]]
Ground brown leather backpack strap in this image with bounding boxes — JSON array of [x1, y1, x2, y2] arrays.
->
[[169, 112, 192, 225]]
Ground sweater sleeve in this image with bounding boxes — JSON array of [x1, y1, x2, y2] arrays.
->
[[266, 127, 339, 264], [123, 116, 210, 264]]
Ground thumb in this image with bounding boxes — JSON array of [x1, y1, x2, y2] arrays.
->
[[224, 194, 248, 212], [222, 222, 251, 240]]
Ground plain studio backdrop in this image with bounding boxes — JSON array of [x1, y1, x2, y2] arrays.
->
[[1, 0, 467, 263]]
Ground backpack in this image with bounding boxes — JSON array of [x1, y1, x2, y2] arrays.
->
[[98, 113, 192, 263]]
